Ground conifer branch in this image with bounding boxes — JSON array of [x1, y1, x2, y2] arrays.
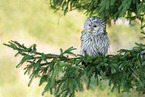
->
[[3, 39, 145, 96], [49, 0, 144, 23]]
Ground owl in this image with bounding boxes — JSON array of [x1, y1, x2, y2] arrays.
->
[[80, 16, 109, 57]]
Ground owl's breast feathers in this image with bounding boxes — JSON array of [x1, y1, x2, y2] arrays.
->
[[80, 30, 109, 57]]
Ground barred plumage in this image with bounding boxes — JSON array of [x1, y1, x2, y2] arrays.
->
[[80, 16, 109, 57]]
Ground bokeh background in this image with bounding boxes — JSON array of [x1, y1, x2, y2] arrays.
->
[[0, 0, 143, 97]]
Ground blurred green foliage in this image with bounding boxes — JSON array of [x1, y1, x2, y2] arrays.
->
[[50, 0, 145, 23], [0, 0, 144, 97]]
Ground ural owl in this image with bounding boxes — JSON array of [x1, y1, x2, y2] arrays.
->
[[80, 16, 109, 57]]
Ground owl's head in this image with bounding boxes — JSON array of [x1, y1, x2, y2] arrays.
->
[[84, 16, 106, 35]]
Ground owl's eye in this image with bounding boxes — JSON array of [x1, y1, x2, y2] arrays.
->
[[93, 25, 97, 27]]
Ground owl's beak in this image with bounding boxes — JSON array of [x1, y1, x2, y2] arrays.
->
[[89, 29, 92, 33]]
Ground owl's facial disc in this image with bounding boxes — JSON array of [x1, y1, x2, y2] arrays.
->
[[84, 16, 106, 35], [88, 23, 100, 34], [88, 23, 95, 32]]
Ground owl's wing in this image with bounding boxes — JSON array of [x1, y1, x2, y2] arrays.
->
[[80, 30, 86, 56], [105, 32, 109, 47], [81, 30, 86, 41], [104, 32, 110, 54], [80, 30, 84, 41], [104, 31, 107, 35]]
